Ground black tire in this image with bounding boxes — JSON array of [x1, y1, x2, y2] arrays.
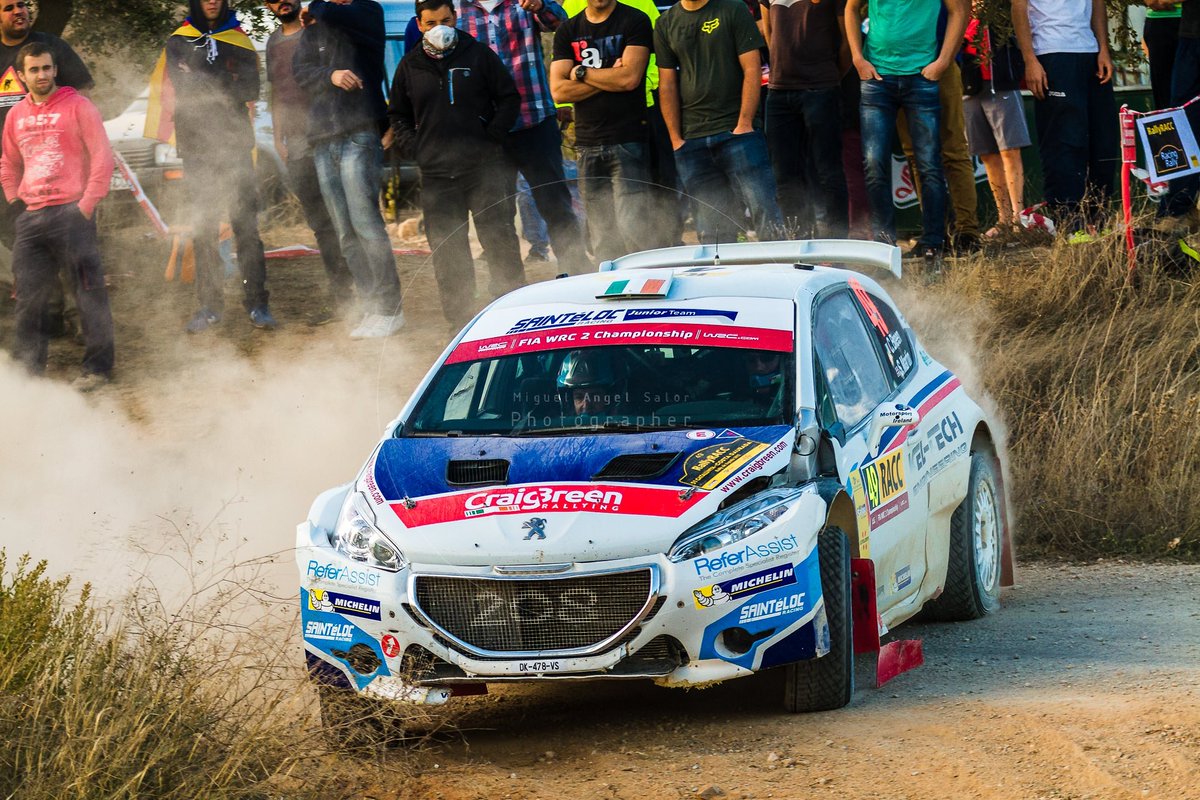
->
[[783, 526, 854, 713], [924, 447, 1004, 621], [317, 685, 410, 748]]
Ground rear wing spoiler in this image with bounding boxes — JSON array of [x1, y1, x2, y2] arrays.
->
[[598, 239, 903, 280]]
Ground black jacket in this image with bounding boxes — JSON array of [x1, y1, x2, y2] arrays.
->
[[387, 32, 520, 178], [293, 0, 388, 142], [164, 15, 259, 158]]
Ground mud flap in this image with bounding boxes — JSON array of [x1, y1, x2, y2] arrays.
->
[[850, 558, 924, 688]]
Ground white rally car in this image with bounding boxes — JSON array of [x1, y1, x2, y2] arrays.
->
[[297, 240, 1013, 724]]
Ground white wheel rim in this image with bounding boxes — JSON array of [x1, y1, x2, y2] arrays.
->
[[973, 474, 1001, 594]]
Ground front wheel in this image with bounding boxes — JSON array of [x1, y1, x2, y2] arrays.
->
[[317, 685, 411, 748], [783, 526, 854, 713], [925, 447, 1004, 621]]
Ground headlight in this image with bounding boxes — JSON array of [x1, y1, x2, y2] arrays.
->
[[667, 488, 804, 562], [154, 143, 178, 165], [333, 491, 406, 571]]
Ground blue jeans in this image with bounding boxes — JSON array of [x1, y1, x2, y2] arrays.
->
[[516, 171, 550, 255], [766, 87, 849, 238], [313, 130, 402, 315], [860, 75, 946, 249], [503, 118, 589, 273], [576, 141, 659, 261], [674, 130, 784, 243]]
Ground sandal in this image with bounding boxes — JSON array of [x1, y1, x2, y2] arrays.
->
[[984, 225, 1003, 239]]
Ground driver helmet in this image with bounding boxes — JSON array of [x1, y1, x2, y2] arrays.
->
[[557, 349, 617, 390]]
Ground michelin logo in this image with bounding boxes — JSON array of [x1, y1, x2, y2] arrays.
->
[[693, 564, 797, 608], [738, 591, 806, 623], [693, 534, 799, 576]]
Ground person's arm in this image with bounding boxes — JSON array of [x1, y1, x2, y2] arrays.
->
[[845, 0, 881, 80], [77, 100, 115, 218], [760, 0, 772, 45], [734, 49, 760, 133], [0, 117, 21, 205], [386, 61, 418, 157], [550, 59, 601, 102], [654, 24, 685, 148], [923, 0, 967, 81], [526, 0, 568, 33], [304, 0, 386, 50], [486, 48, 522, 137], [582, 45, 650, 92], [658, 67, 685, 149], [836, 0, 851, 76], [1092, 0, 1113, 84], [1011, 0, 1046, 99], [231, 44, 262, 106], [292, 26, 334, 91]]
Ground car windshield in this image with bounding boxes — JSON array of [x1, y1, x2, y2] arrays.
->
[[407, 344, 795, 436]]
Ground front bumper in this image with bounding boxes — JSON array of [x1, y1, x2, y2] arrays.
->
[[297, 520, 827, 699]]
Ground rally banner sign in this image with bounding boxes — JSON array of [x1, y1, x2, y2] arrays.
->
[[1135, 108, 1200, 183]]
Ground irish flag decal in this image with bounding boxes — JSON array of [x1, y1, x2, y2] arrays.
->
[[599, 275, 673, 298]]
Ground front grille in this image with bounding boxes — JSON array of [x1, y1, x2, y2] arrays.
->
[[414, 570, 653, 654], [113, 138, 158, 170], [592, 452, 680, 480], [446, 458, 509, 486]]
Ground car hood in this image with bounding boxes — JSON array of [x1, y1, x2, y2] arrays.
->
[[360, 426, 796, 566]]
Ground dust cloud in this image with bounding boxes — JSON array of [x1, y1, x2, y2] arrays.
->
[[0, 338, 420, 607]]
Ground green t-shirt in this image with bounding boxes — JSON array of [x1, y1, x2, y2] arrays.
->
[[1146, 4, 1182, 20], [864, 0, 941, 77], [654, 0, 765, 139]]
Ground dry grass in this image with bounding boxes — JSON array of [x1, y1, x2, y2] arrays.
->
[[910, 230, 1200, 560], [0, 550, 408, 800]]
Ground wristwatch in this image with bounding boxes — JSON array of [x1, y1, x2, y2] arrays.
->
[[574, 64, 588, 82]]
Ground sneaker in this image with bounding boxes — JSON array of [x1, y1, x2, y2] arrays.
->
[[185, 308, 221, 334], [922, 247, 944, 279], [350, 313, 379, 339], [525, 249, 550, 265], [249, 305, 278, 330], [950, 232, 982, 255], [307, 305, 339, 327], [358, 311, 406, 338], [71, 372, 110, 393]]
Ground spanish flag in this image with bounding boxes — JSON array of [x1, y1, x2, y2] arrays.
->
[[144, 16, 255, 143]]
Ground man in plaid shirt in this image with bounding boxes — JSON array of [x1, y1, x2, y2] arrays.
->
[[457, 0, 590, 277]]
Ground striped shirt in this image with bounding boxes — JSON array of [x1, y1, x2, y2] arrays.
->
[[456, 0, 566, 131]]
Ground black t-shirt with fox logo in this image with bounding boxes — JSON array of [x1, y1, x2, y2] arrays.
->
[[553, 2, 653, 147]]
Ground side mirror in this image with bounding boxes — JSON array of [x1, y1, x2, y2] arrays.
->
[[790, 407, 821, 483], [866, 403, 919, 458]]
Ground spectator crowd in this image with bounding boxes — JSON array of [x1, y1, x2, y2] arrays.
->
[[0, 0, 1193, 390]]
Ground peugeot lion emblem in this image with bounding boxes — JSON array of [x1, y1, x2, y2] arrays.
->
[[521, 517, 548, 540]]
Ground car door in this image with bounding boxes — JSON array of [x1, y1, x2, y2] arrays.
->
[[810, 285, 929, 618]]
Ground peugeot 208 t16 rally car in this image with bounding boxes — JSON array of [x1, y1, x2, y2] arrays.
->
[[297, 240, 1013, 724]]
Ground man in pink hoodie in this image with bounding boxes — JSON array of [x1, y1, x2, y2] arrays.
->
[[1, 40, 113, 390]]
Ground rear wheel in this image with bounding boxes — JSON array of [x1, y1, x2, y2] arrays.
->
[[925, 446, 1004, 621], [783, 526, 854, 713]]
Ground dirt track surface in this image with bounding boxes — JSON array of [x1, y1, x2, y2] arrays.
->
[[5, 241, 1199, 800], [392, 562, 1200, 800]]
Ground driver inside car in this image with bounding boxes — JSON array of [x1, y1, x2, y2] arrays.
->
[[740, 349, 784, 411], [557, 349, 627, 418]]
